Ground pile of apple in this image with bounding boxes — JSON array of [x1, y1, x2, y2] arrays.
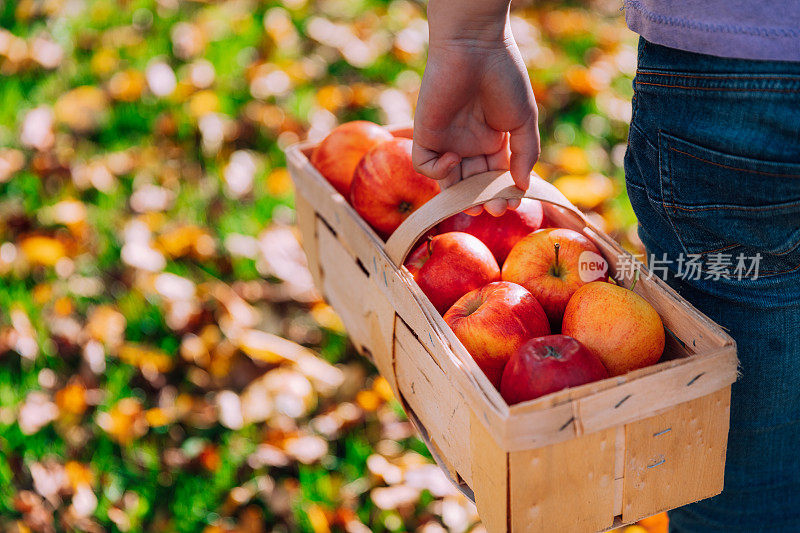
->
[[312, 121, 665, 405]]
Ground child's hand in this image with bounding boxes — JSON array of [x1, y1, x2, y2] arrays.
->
[[413, 2, 540, 216]]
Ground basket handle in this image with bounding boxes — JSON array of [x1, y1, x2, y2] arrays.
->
[[384, 170, 585, 265]]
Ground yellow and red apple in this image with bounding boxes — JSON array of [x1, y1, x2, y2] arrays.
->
[[561, 281, 665, 376], [350, 138, 440, 239], [443, 281, 550, 388], [502, 228, 608, 328]]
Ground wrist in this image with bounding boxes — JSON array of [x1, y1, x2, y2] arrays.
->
[[427, 0, 511, 45]]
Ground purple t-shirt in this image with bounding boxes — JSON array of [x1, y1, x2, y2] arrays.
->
[[623, 0, 800, 62]]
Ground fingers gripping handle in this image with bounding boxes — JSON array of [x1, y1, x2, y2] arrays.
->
[[384, 171, 583, 265]]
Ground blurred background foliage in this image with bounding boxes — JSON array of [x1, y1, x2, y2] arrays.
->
[[0, 0, 654, 531]]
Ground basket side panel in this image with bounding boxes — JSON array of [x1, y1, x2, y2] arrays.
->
[[395, 319, 472, 485], [509, 427, 616, 532], [577, 348, 737, 436], [316, 219, 397, 392], [622, 386, 731, 522], [294, 192, 323, 290], [366, 297, 398, 395], [289, 148, 383, 273], [470, 410, 509, 533]]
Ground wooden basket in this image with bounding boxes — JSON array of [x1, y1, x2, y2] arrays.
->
[[285, 126, 738, 532]]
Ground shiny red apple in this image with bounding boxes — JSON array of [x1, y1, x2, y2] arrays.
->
[[350, 138, 441, 239], [311, 121, 393, 197], [405, 232, 500, 314], [499, 334, 609, 405], [444, 281, 550, 388], [502, 228, 608, 328], [436, 199, 545, 264]]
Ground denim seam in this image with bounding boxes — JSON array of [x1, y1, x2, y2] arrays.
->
[[664, 201, 800, 213], [637, 70, 800, 81], [636, 81, 800, 93], [663, 133, 694, 256], [760, 261, 800, 276], [625, 180, 647, 192], [657, 131, 690, 256], [624, 0, 800, 38], [630, 121, 658, 152], [669, 147, 800, 179], [774, 238, 800, 257], [700, 243, 739, 254]]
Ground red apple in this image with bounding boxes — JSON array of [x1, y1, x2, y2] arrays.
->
[[351, 138, 441, 239], [311, 121, 393, 197], [405, 232, 500, 314], [436, 199, 544, 264], [501, 228, 608, 328], [562, 281, 665, 376], [499, 334, 609, 405], [443, 281, 550, 388]]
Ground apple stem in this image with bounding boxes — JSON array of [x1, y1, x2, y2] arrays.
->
[[630, 269, 640, 291], [553, 242, 560, 269], [426, 235, 433, 258], [543, 346, 561, 359]]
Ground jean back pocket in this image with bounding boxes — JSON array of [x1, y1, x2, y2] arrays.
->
[[659, 131, 800, 277]]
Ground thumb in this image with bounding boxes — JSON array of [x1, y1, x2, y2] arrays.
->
[[412, 141, 461, 183], [508, 115, 540, 191]]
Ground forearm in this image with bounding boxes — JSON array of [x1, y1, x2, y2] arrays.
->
[[427, 0, 511, 44]]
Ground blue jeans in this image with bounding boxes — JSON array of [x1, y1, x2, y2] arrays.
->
[[625, 39, 800, 532]]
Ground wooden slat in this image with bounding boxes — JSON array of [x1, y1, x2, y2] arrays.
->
[[402, 403, 476, 502], [500, 346, 735, 451], [293, 192, 322, 290], [613, 478, 624, 520], [501, 402, 578, 451], [508, 372, 626, 415], [613, 425, 625, 517], [365, 301, 398, 397], [577, 348, 737, 436], [622, 387, 731, 522], [316, 219, 371, 350], [395, 320, 472, 485], [316, 220, 397, 392], [470, 410, 509, 533], [509, 428, 616, 533], [506, 342, 708, 420]]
